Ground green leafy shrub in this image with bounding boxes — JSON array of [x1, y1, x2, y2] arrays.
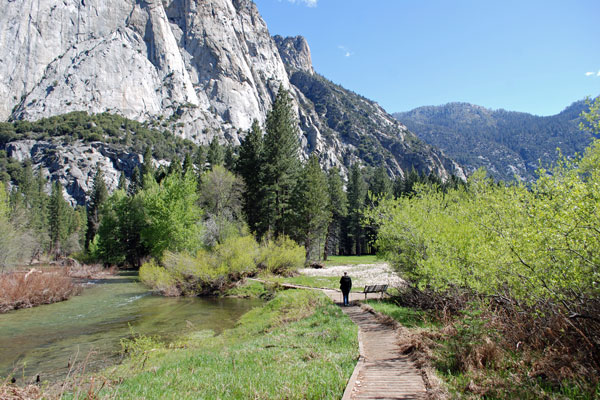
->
[[257, 236, 305, 275], [213, 235, 259, 280], [139, 259, 179, 296]]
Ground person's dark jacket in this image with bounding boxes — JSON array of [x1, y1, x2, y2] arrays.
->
[[340, 275, 352, 293]]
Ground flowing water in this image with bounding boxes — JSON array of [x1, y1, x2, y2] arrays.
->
[[0, 272, 260, 382]]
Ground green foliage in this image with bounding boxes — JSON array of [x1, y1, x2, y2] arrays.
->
[[85, 167, 108, 250], [101, 290, 357, 400], [0, 112, 198, 163], [224, 279, 276, 299], [581, 96, 600, 133], [141, 235, 260, 295], [236, 120, 264, 235], [364, 299, 434, 329], [198, 165, 244, 246], [262, 86, 302, 237], [324, 167, 347, 259], [371, 138, 600, 311], [48, 181, 70, 256], [139, 259, 178, 296], [293, 154, 331, 260], [257, 236, 305, 275], [96, 190, 147, 266], [140, 171, 203, 258], [345, 163, 367, 255], [206, 137, 224, 170]]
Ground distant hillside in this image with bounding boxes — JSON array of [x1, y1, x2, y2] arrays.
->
[[393, 100, 597, 181]]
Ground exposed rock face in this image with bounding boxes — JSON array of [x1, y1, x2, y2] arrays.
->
[[6, 140, 142, 206], [1, 0, 465, 202], [273, 35, 314, 75], [1, 0, 288, 142]]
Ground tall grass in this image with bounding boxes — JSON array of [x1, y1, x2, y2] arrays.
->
[[96, 290, 358, 399], [0, 268, 82, 313]]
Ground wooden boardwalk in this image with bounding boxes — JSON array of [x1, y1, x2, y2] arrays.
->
[[323, 291, 428, 400]]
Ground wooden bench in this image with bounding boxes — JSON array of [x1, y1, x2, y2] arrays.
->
[[363, 284, 389, 300]]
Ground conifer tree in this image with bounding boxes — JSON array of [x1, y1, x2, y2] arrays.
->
[[346, 163, 367, 255], [294, 155, 331, 261], [207, 137, 224, 170], [324, 166, 347, 260], [236, 120, 264, 236], [118, 171, 128, 191], [182, 153, 194, 175], [370, 166, 392, 200], [168, 155, 182, 176], [261, 86, 301, 237], [194, 146, 206, 170], [224, 145, 237, 172], [129, 166, 142, 195], [48, 181, 68, 257], [141, 147, 155, 182], [86, 167, 108, 250]]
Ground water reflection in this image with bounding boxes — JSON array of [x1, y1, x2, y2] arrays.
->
[[0, 273, 260, 382]]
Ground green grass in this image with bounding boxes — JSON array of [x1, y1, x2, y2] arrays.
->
[[224, 279, 278, 299], [363, 299, 437, 329], [95, 290, 358, 399], [260, 274, 364, 292], [324, 255, 382, 266]]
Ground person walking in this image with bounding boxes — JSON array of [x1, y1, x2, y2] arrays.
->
[[340, 272, 352, 306]]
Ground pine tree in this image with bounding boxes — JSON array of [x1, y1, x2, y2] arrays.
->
[[224, 145, 237, 172], [194, 146, 206, 170], [261, 86, 301, 237], [207, 137, 224, 170], [182, 153, 194, 175], [86, 167, 108, 250], [168, 155, 182, 176], [129, 166, 142, 195], [48, 181, 68, 257], [370, 166, 392, 200], [346, 164, 367, 255], [118, 171, 128, 191], [324, 166, 347, 260], [294, 155, 331, 261], [141, 147, 155, 188], [236, 120, 265, 236]]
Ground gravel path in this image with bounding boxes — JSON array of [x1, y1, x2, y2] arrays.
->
[[298, 262, 406, 288]]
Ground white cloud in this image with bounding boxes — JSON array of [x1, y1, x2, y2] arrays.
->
[[286, 0, 317, 7], [598, 70, 600, 77], [585, 72, 595, 76], [338, 45, 353, 58]]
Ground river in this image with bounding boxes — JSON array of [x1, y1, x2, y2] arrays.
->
[[0, 272, 260, 383]]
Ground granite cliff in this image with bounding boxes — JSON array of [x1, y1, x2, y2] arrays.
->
[[1, 0, 464, 204]]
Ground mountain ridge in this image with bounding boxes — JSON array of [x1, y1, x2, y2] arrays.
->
[[393, 99, 596, 181], [0, 0, 464, 204]]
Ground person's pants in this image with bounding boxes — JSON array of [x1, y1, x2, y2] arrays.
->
[[342, 291, 349, 306]]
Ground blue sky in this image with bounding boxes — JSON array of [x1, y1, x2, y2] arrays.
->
[[253, 0, 600, 116]]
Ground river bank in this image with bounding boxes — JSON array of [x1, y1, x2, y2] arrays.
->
[[0, 272, 260, 384], [28, 288, 356, 399], [0, 263, 116, 314]]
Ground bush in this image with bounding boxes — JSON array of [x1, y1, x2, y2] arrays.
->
[[213, 235, 259, 280], [139, 259, 179, 296], [141, 235, 261, 295], [258, 236, 305, 276]]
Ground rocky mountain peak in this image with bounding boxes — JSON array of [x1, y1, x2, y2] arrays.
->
[[273, 35, 314, 75], [1, 0, 465, 205]]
